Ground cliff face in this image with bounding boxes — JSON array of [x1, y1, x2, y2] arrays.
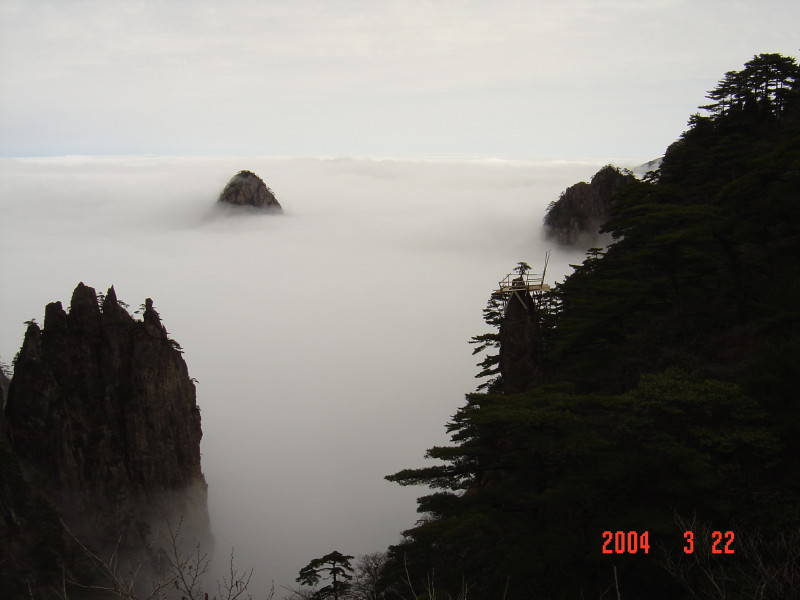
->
[[498, 285, 545, 394], [0, 367, 9, 406], [2, 283, 209, 595], [0, 368, 8, 438], [219, 169, 282, 210], [543, 165, 634, 245]]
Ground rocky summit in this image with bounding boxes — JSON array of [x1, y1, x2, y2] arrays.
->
[[1, 283, 210, 597], [218, 169, 282, 210], [543, 165, 634, 245]]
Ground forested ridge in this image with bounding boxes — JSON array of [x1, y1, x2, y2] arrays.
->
[[383, 54, 800, 599]]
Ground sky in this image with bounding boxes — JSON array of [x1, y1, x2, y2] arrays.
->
[[1, 0, 798, 160]]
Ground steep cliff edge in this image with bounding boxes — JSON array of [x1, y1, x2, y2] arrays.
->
[[543, 165, 634, 244], [2, 283, 210, 597], [498, 284, 545, 394], [0, 367, 9, 406]]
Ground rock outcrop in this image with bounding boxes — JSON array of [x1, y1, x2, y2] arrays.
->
[[0, 366, 9, 410], [498, 283, 546, 394], [219, 169, 282, 210], [2, 283, 210, 597], [543, 165, 634, 245]]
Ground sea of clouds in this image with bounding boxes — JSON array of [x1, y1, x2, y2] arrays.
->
[[0, 155, 620, 591]]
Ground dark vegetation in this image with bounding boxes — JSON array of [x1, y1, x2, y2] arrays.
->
[[383, 53, 800, 599], [296, 551, 354, 600]]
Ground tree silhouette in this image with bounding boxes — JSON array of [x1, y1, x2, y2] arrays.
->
[[700, 52, 800, 118], [296, 551, 354, 600], [468, 291, 504, 391], [513, 261, 531, 277]]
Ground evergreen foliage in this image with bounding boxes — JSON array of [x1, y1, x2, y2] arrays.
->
[[297, 551, 355, 600], [468, 292, 504, 391], [700, 53, 800, 118], [383, 53, 800, 599]]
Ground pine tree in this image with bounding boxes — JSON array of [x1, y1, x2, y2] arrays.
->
[[700, 52, 800, 118], [468, 291, 504, 391], [296, 551, 355, 600]]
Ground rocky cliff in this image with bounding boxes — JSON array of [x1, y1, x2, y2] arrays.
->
[[498, 284, 546, 394], [543, 165, 634, 245], [0, 367, 9, 405], [219, 169, 282, 210], [2, 283, 210, 597]]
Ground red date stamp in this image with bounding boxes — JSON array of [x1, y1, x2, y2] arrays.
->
[[601, 530, 735, 555], [601, 530, 651, 554]]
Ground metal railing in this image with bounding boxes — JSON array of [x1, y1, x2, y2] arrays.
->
[[495, 272, 551, 294]]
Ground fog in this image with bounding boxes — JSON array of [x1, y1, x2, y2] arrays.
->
[[0, 156, 615, 589]]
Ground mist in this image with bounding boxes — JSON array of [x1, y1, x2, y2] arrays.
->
[[0, 156, 614, 590]]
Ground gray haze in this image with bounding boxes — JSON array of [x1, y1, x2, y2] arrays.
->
[[0, 156, 602, 589], [1, 0, 799, 159]]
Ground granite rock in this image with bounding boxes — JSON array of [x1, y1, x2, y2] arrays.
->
[[219, 170, 282, 210]]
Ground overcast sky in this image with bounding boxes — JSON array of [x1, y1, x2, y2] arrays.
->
[[1, 0, 798, 160]]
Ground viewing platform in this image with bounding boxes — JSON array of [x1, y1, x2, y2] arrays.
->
[[494, 273, 551, 295], [493, 253, 551, 314]]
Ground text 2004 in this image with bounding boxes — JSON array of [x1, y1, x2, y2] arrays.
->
[[600, 530, 735, 554]]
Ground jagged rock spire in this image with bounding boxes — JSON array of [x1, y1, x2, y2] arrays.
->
[[3, 282, 210, 590]]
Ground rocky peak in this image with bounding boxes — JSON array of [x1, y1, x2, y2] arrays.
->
[[3, 283, 210, 593], [543, 164, 634, 245], [219, 169, 282, 210], [43, 300, 67, 333], [8, 283, 205, 492], [143, 297, 168, 338], [101, 284, 134, 324], [68, 281, 102, 334]]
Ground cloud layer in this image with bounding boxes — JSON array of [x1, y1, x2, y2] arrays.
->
[[1, 155, 600, 588]]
